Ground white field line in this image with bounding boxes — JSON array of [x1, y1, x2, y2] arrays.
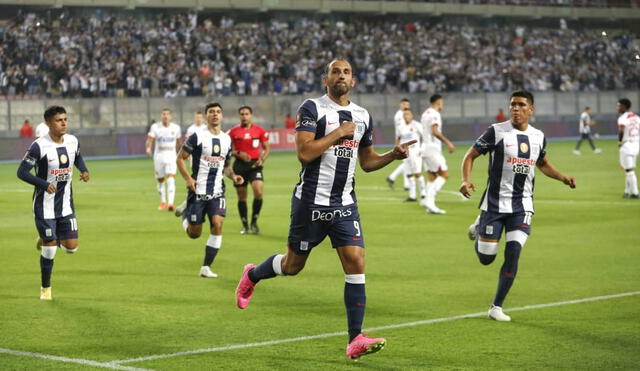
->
[[0, 348, 157, 371], [111, 291, 640, 365]]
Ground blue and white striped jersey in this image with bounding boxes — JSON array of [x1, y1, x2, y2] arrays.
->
[[294, 95, 374, 207], [473, 121, 547, 214], [22, 134, 81, 219], [182, 130, 232, 197]]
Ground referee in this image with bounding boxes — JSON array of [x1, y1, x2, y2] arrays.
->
[[228, 106, 270, 234]]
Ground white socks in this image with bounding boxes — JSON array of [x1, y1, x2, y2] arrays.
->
[[418, 176, 426, 198], [157, 182, 166, 203], [627, 171, 638, 195], [408, 177, 416, 199], [272, 254, 285, 276], [41, 245, 57, 260], [166, 177, 175, 205], [432, 176, 446, 194], [207, 234, 222, 249], [389, 163, 404, 181]]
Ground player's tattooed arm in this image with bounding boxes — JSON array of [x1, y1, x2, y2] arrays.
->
[[460, 147, 481, 198], [536, 155, 576, 188]]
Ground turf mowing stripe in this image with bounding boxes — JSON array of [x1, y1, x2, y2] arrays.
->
[[111, 291, 640, 365], [0, 348, 157, 371]]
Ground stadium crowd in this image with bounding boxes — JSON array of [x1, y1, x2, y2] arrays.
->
[[0, 11, 638, 99]]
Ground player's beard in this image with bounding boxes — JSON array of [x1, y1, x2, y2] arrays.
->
[[329, 81, 350, 97]]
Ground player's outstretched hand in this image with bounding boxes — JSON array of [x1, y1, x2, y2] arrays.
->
[[233, 174, 244, 185], [459, 181, 476, 199], [392, 140, 417, 160], [46, 183, 57, 194], [563, 176, 576, 189], [185, 177, 197, 192], [339, 121, 356, 138], [79, 172, 90, 182]]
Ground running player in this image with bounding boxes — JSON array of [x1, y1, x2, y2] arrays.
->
[[228, 106, 270, 234], [421, 94, 455, 214], [386, 98, 411, 190], [146, 108, 181, 211], [17, 105, 90, 300], [174, 111, 208, 217], [573, 107, 601, 155], [396, 109, 425, 201], [460, 90, 576, 321], [617, 98, 639, 199], [176, 102, 243, 278], [235, 59, 415, 360]]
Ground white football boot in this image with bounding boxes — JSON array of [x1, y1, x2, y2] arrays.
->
[[488, 305, 511, 322], [467, 215, 480, 241], [199, 266, 218, 278], [40, 287, 52, 300]]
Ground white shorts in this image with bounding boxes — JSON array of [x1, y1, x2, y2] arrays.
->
[[620, 142, 639, 170], [154, 152, 177, 178], [403, 152, 422, 174], [422, 151, 448, 173]]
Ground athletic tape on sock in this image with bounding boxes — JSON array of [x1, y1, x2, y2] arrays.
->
[[207, 234, 222, 249], [60, 245, 77, 254], [477, 241, 499, 255], [506, 230, 528, 247], [345, 274, 365, 284], [41, 245, 57, 260], [272, 254, 284, 276]]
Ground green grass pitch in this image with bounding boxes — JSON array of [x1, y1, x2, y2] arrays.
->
[[1, 139, 638, 370]]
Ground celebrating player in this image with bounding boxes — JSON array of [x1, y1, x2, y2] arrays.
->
[[617, 98, 639, 199], [386, 98, 411, 190], [396, 109, 425, 201], [227, 106, 270, 234], [573, 107, 601, 155], [235, 59, 415, 360], [17, 105, 90, 300], [421, 94, 455, 214], [460, 90, 576, 321], [176, 103, 243, 278], [146, 108, 182, 211]]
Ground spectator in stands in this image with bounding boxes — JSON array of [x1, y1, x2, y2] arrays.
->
[[284, 113, 296, 129], [19, 119, 33, 138], [496, 108, 506, 122]]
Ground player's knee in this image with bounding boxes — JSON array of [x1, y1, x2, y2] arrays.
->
[[476, 240, 498, 265], [60, 244, 78, 254]]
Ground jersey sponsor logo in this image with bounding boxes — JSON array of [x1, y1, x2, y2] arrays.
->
[[512, 163, 531, 175], [23, 152, 36, 165], [203, 155, 224, 168], [196, 194, 218, 201], [334, 146, 354, 159], [311, 208, 352, 222], [506, 157, 536, 166], [336, 139, 360, 148], [520, 142, 529, 153]]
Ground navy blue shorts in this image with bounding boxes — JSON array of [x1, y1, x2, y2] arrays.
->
[[185, 193, 227, 225], [35, 214, 79, 242], [287, 197, 364, 255], [477, 210, 533, 241]]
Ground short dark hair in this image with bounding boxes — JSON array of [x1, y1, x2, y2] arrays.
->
[[205, 102, 223, 113], [618, 98, 631, 110], [238, 105, 253, 114], [325, 59, 352, 75], [161, 108, 172, 113], [430, 94, 442, 104], [401, 98, 410, 103], [44, 106, 66, 122], [195, 111, 203, 115], [584, 106, 590, 110], [511, 90, 534, 105]]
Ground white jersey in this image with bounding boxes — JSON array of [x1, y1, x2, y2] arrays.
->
[[186, 123, 208, 139], [396, 120, 423, 155], [23, 134, 81, 219], [618, 111, 640, 145], [294, 94, 374, 207], [473, 121, 546, 214], [579, 112, 591, 134], [35, 122, 49, 138], [393, 109, 404, 128], [182, 129, 233, 197], [421, 107, 443, 153], [148, 122, 181, 153]]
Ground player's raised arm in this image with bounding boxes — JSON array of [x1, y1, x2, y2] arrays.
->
[[536, 155, 576, 188]]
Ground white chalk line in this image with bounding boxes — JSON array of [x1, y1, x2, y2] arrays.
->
[[111, 290, 640, 365], [0, 348, 156, 371]]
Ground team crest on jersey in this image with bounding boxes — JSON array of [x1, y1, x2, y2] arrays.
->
[[213, 144, 220, 154], [355, 121, 365, 134], [519, 143, 529, 153], [60, 154, 68, 164]]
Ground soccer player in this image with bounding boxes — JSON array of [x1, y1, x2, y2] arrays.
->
[[396, 109, 425, 201], [235, 59, 415, 359], [174, 111, 208, 217], [386, 98, 410, 190], [17, 105, 90, 300], [146, 108, 181, 211], [460, 90, 576, 321], [421, 94, 455, 214], [228, 106, 270, 234], [176, 102, 243, 278], [617, 98, 639, 199], [573, 107, 601, 155], [35, 121, 49, 138]]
